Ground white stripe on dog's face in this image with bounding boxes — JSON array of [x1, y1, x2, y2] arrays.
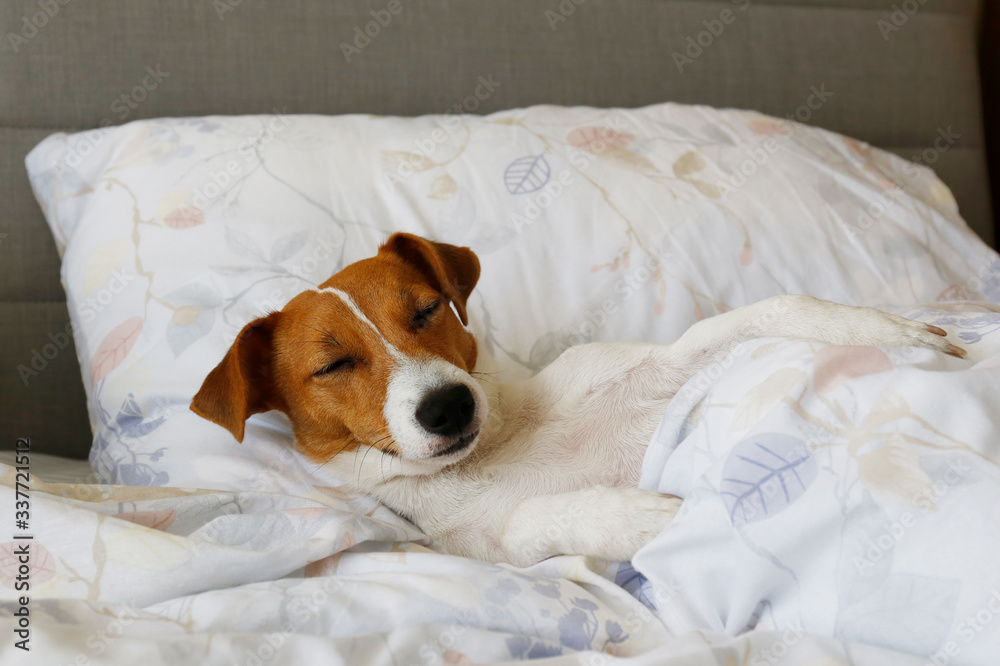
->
[[311, 287, 486, 464]]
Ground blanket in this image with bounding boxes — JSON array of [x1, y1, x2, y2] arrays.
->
[[3, 302, 1000, 665]]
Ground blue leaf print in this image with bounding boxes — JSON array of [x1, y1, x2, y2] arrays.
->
[[978, 259, 1000, 301], [118, 463, 169, 486], [925, 311, 1000, 346], [504, 155, 550, 194], [485, 577, 521, 605], [526, 643, 562, 658], [720, 433, 818, 526], [116, 393, 166, 439], [557, 609, 592, 650], [615, 562, 658, 609], [165, 283, 222, 357], [532, 581, 562, 598], [505, 635, 530, 658], [605, 620, 628, 643]]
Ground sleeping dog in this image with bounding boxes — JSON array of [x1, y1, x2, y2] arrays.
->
[[191, 233, 966, 566]]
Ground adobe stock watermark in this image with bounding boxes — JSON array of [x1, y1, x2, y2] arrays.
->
[[717, 84, 834, 199], [6, 0, 72, 54], [340, 0, 414, 63], [957, 255, 1000, 300], [417, 609, 479, 664], [551, 241, 679, 356], [877, 0, 928, 41], [192, 108, 291, 209], [579, 578, 680, 666], [382, 75, 502, 188], [211, 0, 243, 21], [853, 458, 970, 573], [749, 621, 806, 666], [544, 0, 589, 31], [223, 235, 343, 337], [508, 114, 639, 234], [76, 601, 143, 664], [676, 295, 796, 403], [237, 576, 347, 666], [17, 268, 136, 385], [927, 589, 1000, 666], [847, 126, 960, 240], [672, 0, 751, 73], [109, 65, 170, 120], [16, 322, 74, 386], [56, 64, 171, 172]]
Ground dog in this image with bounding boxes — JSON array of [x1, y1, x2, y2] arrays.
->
[[191, 233, 966, 567]]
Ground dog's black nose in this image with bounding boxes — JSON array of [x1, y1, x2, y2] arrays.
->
[[415, 384, 475, 436]]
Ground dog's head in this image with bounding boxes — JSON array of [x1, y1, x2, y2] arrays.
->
[[191, 233, 488, 477]]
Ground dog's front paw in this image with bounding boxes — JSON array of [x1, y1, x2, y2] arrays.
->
[[776, 296, 967, 359], [597, 488, 682, 561], [499, 486, 681, 567], [850, 308, 967, 359]]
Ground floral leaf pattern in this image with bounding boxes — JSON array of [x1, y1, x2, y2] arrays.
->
[[429, 173, 458, 199], [224, 226, 267, 261], [504, 155, 550, 194], [382, 150, 435, 171], [90, 317, 143, 385], [566, 126, 635, 150], [164, 206, 205, 229], [720, 433, 818, 526], [673, 150, 706, 177], [269, 230, 308, 264], [165, 284, 222, 357], [83, 237, 132, 295], [814, 346, 894, 395], [0, 542, 55, 588]]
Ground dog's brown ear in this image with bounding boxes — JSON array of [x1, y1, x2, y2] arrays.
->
[[191, 312, 284, 442], [380, 233, 480, 325]]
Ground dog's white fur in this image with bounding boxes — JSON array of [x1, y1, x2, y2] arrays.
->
[[318, 293, 962, 567]]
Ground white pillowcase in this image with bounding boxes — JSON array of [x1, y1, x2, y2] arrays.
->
[[25, 103, 999, 492]]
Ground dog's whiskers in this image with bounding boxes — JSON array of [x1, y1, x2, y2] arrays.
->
[[334, 437, 358, 457], [358, 445, 373, 486], [470, 371, 499, 384], [371, 434, 393, 447]]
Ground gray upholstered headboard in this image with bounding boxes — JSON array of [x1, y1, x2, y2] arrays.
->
[[1, 0, 992, 459]]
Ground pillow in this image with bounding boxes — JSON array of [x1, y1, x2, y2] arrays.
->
[[25, 103, 1000, 492]]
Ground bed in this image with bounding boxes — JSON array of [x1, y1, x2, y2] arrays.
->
[[2, 1, 999, 664]]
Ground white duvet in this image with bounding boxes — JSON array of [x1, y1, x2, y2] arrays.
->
[[4, 302, 1000, 665]]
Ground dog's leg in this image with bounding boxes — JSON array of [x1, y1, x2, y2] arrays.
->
[[669, 294, 965, 362], [499, 486, 682, 567], [538, 294, 964, 408]]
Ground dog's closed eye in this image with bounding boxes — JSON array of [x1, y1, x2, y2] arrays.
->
[[411, 300, 441, 329], [314, 358, 356, 376]]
